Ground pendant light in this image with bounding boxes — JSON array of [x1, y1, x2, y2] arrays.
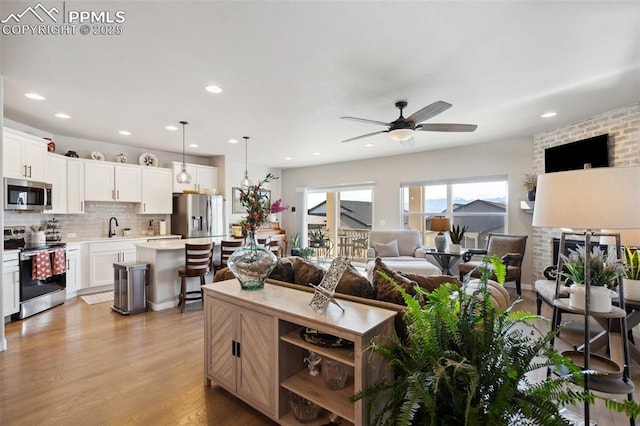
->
[[176, 121, 192, 184], [240, 136, 252, 188]]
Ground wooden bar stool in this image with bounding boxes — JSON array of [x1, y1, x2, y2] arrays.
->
[[215, 239, 243, 272], [178, 242, 214, 313]]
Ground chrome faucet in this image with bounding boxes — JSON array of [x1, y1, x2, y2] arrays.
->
[[108, 217, 119, 238]]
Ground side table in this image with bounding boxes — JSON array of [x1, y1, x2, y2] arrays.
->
[[426, 250, 466, 275]]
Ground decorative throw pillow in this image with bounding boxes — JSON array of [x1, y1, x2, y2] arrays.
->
[[373, 240, 400, 257], [292, 257, 324, 286], [336, 265, 375, 299], [398, 272, 461, 293], [371, 258, 418, 305], [268, 258, 294, 282], [465, 278, 511, 309], [213, 267, 235, 282]]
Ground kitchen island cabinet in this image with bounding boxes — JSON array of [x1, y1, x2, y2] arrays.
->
[[134, 237, 223, 311], [2, 250, 20, 318]]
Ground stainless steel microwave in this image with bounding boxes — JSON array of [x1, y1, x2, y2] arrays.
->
[[4, 178, 52, 211]]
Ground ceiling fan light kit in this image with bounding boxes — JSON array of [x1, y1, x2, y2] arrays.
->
[[176, 120, 192, 184], [341, 100, 477, 144]]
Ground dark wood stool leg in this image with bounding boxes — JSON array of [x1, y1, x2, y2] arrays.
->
[[180, 276, 187, 313]]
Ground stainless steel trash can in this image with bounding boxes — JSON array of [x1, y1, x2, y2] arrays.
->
[[112, 262, 149, 315]]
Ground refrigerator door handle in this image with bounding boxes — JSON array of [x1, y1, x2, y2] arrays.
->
[[206, 196, 212, 235]]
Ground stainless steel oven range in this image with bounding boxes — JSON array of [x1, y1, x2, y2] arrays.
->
[[4, 226, 67, 320]]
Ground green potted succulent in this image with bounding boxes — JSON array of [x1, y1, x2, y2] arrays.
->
[[298, 247, 315, 258], [560, 245, 626, 313], [448, 224, 468, 254], [353, 256, 640, 425], [309, 229, 327, 248], [623, 246, 640, 301]]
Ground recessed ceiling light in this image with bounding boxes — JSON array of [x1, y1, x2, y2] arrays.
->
[[165, 125, 178, 131], [541, 111, 557, 118], [189, 144, 199, 148], [25, 93, 45, 100], [228, 139, 238, 144], [285, 157, 292, 161], [364, 143, 374, 147], [119, 130, 131, 136], [54, 113, 71, 119], [205, 85, 223, 94], [313, 152, 320, 156]]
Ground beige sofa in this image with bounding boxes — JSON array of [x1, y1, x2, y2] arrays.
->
[[365, 230, 441, 279]]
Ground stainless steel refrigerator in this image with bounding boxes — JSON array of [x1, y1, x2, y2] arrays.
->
[[171, 194, 226, 238]]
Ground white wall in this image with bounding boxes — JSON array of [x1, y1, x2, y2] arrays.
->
[[280, 136, 535, 288]]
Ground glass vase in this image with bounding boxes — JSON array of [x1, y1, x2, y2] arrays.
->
[[227, 228, 277, 290]]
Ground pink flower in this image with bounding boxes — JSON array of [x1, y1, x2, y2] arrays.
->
[[270, 198, 289, 214]]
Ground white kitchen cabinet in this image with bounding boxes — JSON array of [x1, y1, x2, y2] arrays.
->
[[3, 127, 48, 182], [138, 167, 173, 214], [85, 162, 141, 202], [65, 244, 82, 297], [45, 153, 68, 214], [87, 240, 140, 288], [172, 161, 218, 194], [3, 251, 20, 317], [67, 158, 85, 214]]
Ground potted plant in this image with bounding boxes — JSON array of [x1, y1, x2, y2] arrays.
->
[[309, 229, 327, 248], [522, 173, 537, 201], [290, 233, 301, 256], [448, 224, 468, 254], [561, 245, 626, 312], [298, 247, 315, 258], [353, 256, 640, 424], [623, 246, 640, 301]]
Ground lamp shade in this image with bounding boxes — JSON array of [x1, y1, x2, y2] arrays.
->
[[430, 217, 451, 233], [532, 166, 640, 230]]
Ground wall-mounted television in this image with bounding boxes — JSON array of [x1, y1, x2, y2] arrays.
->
[[544, 134, 609, 173]]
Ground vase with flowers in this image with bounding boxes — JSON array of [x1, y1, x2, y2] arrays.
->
[[561, 245, 626, 312], [228, 173, 279, 290]]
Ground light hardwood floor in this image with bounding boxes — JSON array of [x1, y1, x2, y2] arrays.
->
[[1, 290, 639, 425]]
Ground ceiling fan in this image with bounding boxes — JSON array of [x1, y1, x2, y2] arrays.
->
[[341, 100, 477, 145]]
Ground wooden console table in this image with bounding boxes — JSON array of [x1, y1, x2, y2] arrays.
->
[[203, 279, 396, 425]]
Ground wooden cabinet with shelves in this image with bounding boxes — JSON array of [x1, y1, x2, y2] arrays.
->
[[3, 127, 48, 181], [203, 280, 396, 425]]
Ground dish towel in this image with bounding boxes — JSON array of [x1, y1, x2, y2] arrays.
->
[[32, 251, 52, 280], [52, 248, 66, 275]]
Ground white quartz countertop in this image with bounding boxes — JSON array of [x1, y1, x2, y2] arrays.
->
[[134, 236, 227, 250], [63, 234, 182, 244]]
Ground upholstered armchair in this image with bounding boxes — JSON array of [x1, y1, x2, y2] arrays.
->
[[458, 233, 528, 295]]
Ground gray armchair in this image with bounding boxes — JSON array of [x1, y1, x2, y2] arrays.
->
[[458, 233, 528, 295]]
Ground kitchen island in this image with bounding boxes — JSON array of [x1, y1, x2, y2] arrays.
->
[[135, 237, 226, 311]]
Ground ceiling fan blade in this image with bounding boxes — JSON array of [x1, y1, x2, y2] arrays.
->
[[341, 130, 388, 143], [416, 123, 478, 132], [407, 101, 452, 124], [340, 116, 390, 127]]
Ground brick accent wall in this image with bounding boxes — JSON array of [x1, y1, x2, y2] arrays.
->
[[531, 103, 640, 282]]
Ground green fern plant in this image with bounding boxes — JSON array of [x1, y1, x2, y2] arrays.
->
[[352, 255, 640, 425]]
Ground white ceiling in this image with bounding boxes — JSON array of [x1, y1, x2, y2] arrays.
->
[[2, 1, 639, 169]]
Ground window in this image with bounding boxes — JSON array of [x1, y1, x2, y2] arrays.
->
[[401, 177, 507, 248]]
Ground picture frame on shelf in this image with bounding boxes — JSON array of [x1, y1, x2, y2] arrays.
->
[[232, 187, 271, 214]]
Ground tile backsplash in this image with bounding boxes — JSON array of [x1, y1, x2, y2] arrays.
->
[[4, 202, 170, 240]]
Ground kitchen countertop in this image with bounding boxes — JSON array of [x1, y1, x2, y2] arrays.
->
[[63, 234, 182, 245], [134, 236, 227, 250]]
